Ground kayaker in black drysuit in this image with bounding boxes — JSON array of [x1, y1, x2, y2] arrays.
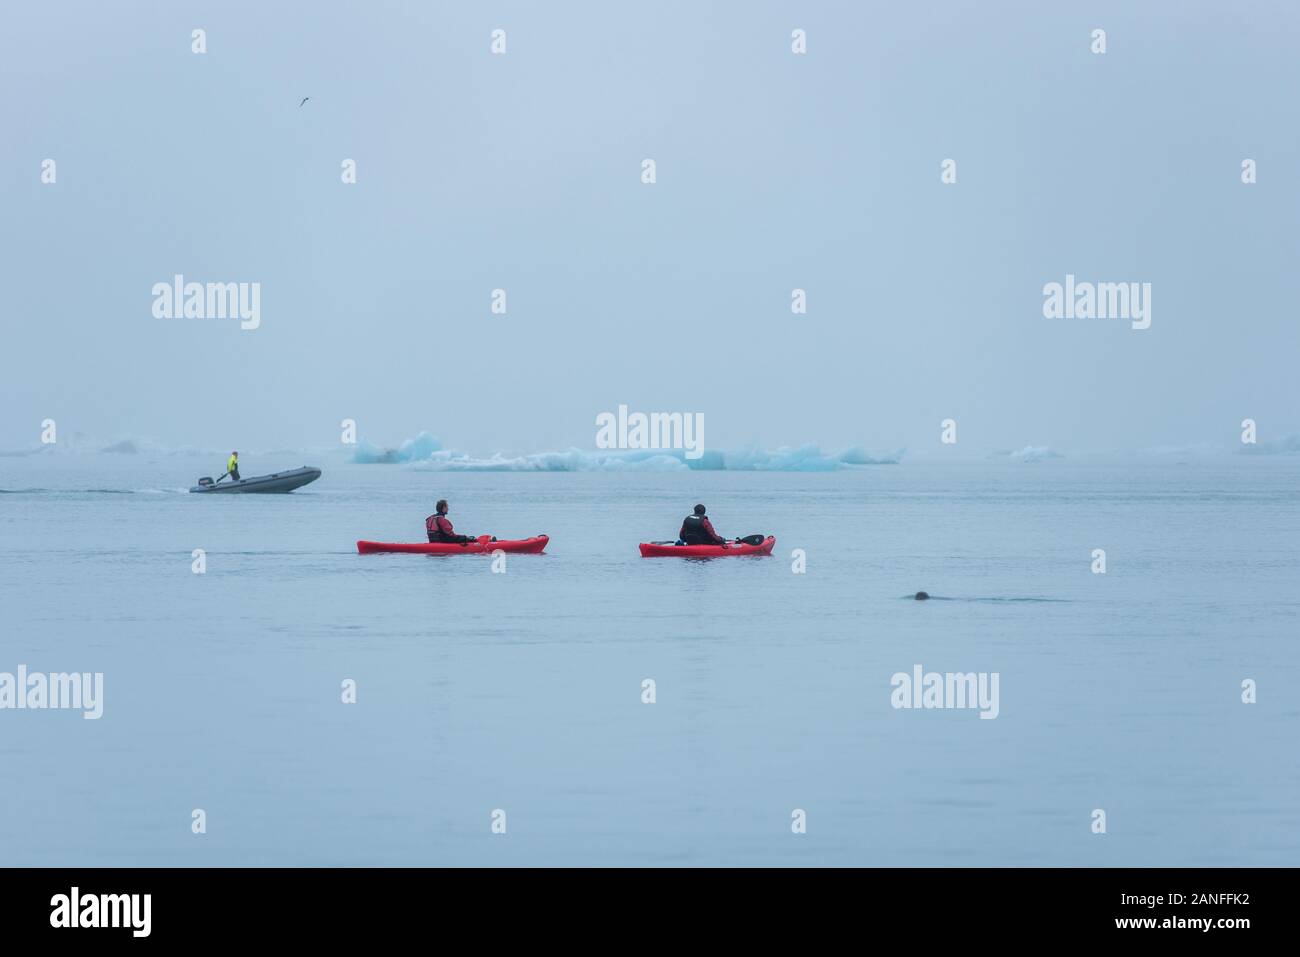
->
[[426, 500, 475, 544], [679, 504, 728, 547]]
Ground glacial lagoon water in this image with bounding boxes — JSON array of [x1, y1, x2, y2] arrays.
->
[[1, 452, 1297, 865]]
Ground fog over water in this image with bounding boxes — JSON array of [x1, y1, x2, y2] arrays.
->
[[2, 2, 1297, 455]]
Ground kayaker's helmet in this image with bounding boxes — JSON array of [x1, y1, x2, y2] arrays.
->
[[694, 504, 706, 515], [436, 499, 449, 514]]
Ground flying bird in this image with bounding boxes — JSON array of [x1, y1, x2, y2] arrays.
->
[[299, 97, 310, 107]]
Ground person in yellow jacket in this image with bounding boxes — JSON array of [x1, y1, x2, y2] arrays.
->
[[226, 451, 240, 481]]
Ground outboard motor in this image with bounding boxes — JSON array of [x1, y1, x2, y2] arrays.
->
[[196, 477, 213, 487]]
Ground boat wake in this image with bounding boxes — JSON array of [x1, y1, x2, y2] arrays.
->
[[901, 595, 1071, 603]]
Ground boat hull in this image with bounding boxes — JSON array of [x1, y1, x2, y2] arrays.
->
[[357, 535, 549, 555], [638, 536, 776, 558], [190, 467, 322, 494]]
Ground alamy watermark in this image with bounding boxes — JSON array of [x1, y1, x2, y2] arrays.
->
[[152, 274, 261, 330], [50, 887, 150, 937], [595, 405, 704, 459], [1042, 274, 1150, 330], [890, 664, 999, 719], [0, 666, 103, 719]]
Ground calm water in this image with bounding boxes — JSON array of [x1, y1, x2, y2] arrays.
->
[[2, 453, 1298, 865]]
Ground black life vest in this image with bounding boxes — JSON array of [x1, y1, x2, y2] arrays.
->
[[681, 514, 711, 545]]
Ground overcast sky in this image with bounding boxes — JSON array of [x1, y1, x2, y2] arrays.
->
[[2, 1, 1297, 455]]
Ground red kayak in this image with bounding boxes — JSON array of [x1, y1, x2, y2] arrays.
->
[[357, 535, 549, 555], [639, 536, 775, 558]]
